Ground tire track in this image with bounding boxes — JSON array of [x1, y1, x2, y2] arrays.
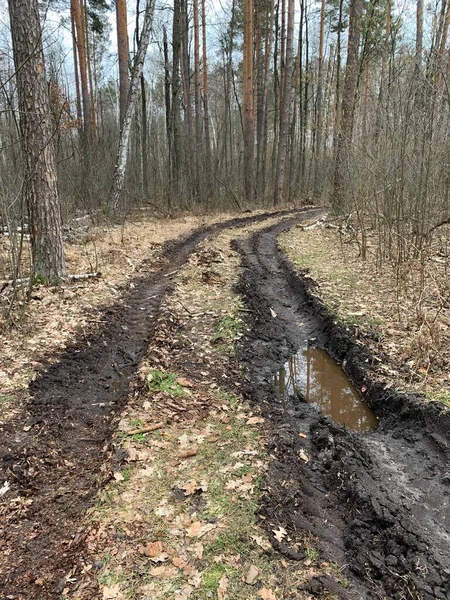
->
[[234, 215, 450, 599], [0, 208, 310, 599]]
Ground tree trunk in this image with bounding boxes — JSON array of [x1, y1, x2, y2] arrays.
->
[[332, 0, 364, 207], [109, 0, 156, 211], [273, 0, 294, 205], [116, 0, 130, 128], [193, 0, 202, 200], [71, 0, 91, 142], [8, 0, 66, 279], [202, 0, 212, 198], [243, 0, 255, 203], [313, 0, 326, 198]]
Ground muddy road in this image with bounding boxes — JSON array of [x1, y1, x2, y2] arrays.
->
[[1, 208, 449, 599], [235, 216, 450, 599], [0, 209, 299, 599]]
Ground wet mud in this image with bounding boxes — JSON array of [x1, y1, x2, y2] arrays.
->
[[274, 347, 379, 433], [0, 209, 298, 599], [234, 214, 450, 599]]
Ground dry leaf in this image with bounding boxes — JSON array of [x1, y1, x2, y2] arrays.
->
[[270, 307, 277, 318], [246, 416, 265, 425], [258, 588, 277, 599], [298, 448, 309, 463], [245, 564, 259, 585], [251, 534, 271, 550], [176, 377, 193, 387], [144, 540, 164, 557], [193, 542, 204, 559], [174, 584, 194, 599], [102, 584, 124, 599], [186, 521, 202, 538], [113, 472, 124, 482], [299, 432, 307, 439], [186, 521, 216, 538], [217, 574, 229, 600], [149, 565, 178, 578], [180, 448, 198, 459], [172, 556, 188, 569], [272, 526, 287, 543]]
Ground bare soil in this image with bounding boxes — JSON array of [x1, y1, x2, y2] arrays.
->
[[1, 209, 450, 600], [0, 210, 293, 599], [235, 214, 450, 599]]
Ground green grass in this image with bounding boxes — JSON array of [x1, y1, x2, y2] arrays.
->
[[425, 390, 450, 407], [145, 370, 186, 396], [212, 315, 244, 343]]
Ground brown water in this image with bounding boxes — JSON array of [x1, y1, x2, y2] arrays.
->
[[274, 347, 379, 433]]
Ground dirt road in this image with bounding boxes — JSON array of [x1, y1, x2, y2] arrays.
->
[[1, 209, 449, 599], [235, 216, 450, 599]]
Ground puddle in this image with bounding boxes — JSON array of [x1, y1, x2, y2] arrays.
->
[[274, 347, 379, 433]]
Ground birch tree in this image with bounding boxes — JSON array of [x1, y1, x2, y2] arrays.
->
[[109, 0, 156, 211]]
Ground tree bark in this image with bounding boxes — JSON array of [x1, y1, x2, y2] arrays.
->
[[71, 0, 91, 142], [243, 0, 255, 203], [273, 0, 294, 205], [116, 0, 130, 128], [109, 0, 156, 211], [332, 0, 364, 207], [8, 0, 66, 279]]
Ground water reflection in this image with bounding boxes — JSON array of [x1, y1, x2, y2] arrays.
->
[[274, 347, 379, 433]]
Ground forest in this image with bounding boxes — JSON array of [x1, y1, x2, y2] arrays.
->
[[1, 0, 450, 598], [1, 0, 450, 281]]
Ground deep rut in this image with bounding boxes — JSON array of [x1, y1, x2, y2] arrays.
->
[[0, 209, 301, 600], [234, 215, 450, 600]]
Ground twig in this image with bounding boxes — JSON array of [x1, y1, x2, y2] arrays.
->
[[126, 422, 164, 435]]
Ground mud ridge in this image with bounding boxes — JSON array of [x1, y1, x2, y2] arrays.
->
[[234, 214, 450, 600], [0, 208, 304, 599]]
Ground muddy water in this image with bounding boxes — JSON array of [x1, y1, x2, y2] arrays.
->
[[274, 347, 379, 433]]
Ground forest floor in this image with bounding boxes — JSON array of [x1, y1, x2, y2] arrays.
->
[[1, 209, 450, 600]]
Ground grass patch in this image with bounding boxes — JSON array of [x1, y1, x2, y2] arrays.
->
[[145, 369, 186, 396], [425, 390, 450, 406], [212, 315, 244, 344]]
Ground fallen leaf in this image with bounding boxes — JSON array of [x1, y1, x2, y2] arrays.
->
[[176, 377, 193, 387], [270, 308, 277, 318], [193, 542, 204, 559], [143, 540, 164, 557], [246, 416, 265, 425], [174, 584, 194, 599], [298, 448, 309, 463], [113, 472, 124, 482], [245, 564, 259, 585], [186, 521, 202, 537], [258, 588, 277, 599], [149, 565, 178, 578], [0, 481, 11, 496], [102, 584, 125, 599], [180, 448, 198, 459], [217, 574, 229, 600], [251, 534, 271, 550], [272, 526, 287, 543], [299, 432, 307, 439]]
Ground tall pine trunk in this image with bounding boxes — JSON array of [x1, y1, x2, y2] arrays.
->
[[273, 0, 294, 205], [9, 0, 66, 279]]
